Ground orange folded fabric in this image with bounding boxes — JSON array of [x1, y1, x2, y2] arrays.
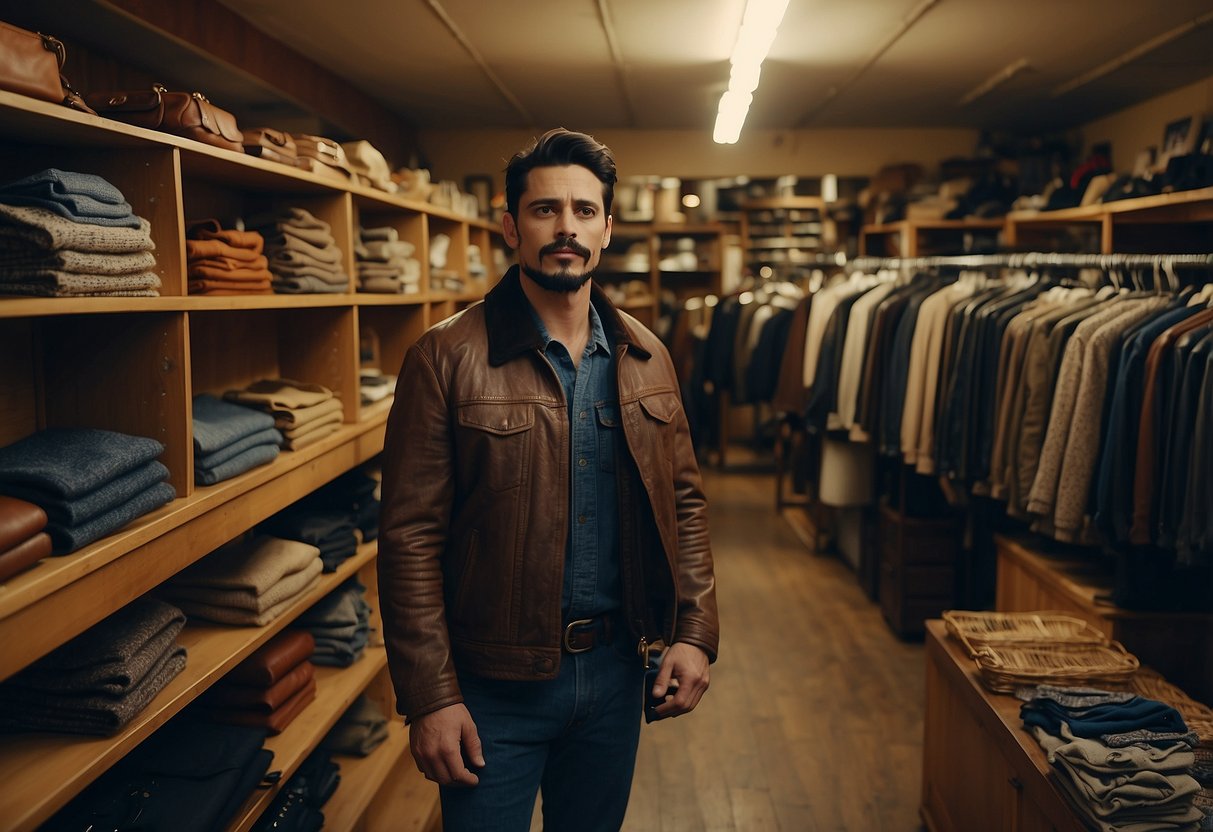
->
[[189, 254, 270, 272], [188, 263, 275, 282], [185, 238, 263, 262], [188, 279, 273, 295]]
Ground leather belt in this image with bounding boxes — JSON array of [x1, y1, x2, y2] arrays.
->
[[562, 614, 615, 654]]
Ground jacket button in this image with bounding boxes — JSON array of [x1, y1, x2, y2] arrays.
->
[[535, 657, 554, 672]]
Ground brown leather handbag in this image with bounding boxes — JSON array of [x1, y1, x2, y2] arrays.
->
[[85, 84, 244, 153], [293, 133, 353, 182], [241, 127, 299, 166], [0, 20, 95, 114]]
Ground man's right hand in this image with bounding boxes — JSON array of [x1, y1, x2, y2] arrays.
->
[[409, 703, 485, 786]]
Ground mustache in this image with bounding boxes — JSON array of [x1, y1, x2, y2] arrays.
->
[[539, 237, 592, 260]]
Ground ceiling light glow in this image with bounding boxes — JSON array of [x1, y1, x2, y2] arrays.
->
[[714, 0, 789, 144]]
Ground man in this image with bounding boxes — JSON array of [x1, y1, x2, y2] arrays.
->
[[378, 128, 719, 831]]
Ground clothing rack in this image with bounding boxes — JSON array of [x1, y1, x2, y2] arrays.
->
[[842, 251, 1213, 272]]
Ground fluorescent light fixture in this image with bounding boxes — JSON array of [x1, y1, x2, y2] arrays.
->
[[714, 0, 789, 144]]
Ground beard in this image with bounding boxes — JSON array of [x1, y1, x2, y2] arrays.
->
[[519, 236, 595, 293]]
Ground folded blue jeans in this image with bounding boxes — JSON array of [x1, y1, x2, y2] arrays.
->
[[0, 428, 164, 499], [439, 629, 644, 832], [192, 394, 277, 456]]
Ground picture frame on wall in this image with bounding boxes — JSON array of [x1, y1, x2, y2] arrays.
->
[[1160, 115, 1197, 161]]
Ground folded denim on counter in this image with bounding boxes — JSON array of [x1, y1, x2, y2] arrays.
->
[[195, 442, 281, 485], [192, 394, 278, 456], [0, 203, 154, 252], [0, 428, 165, 500], [1022, 695, 1190, 738], [46, 480, 174, 554]]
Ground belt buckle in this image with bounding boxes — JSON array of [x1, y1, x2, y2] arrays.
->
[[563, 618, 595, 654]]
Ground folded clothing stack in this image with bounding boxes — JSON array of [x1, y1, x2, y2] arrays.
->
[[225, 379, 344, 452], [252, 747, 338, 832], [0, 598, 186, 735], [342, 140, 396, 193], [1020, 685, 1205, 831], [290, 466, 381, 544], [322, 693, 389, 757], [246, 207, 349, 294], [46, 718, 272, 832], [0, 169, 159, 297], [185, 218, 273, 295], [0, 495, 51, 582], [259, 505, 359, 572], [200, 629, 317, 735], [161, 535, 323, 627], [192, 394, 283, 485], [360, 367, 397, 406], [0, 428, 175, 554], [292, 579, 371, 667], [355, 225, 421, 294]]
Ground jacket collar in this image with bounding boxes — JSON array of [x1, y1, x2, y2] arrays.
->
[[485, 265, 652, 367]]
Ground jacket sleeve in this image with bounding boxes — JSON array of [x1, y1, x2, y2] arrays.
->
[[377, 342, 463, 720], [668, 391, 720, 663]]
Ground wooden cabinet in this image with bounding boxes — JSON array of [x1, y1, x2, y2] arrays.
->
[[0, 89, 497, 831], [860, 218, 1004, 258], [879, 504, 960, 638], [921, 620, 1087, 832], [740, 196, 833, 280]]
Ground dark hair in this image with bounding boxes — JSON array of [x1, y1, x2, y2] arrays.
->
[[505, 128, 617, 219]]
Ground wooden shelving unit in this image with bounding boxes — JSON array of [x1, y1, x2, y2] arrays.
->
[[859, 218, 1004, 258], [0, 88, 493, 830]]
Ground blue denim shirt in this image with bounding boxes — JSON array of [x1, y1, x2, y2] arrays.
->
[[527, 301, 622, 620]]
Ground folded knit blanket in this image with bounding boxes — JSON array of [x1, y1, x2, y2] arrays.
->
[[281, 410, 344, 442], [172, 575, 320, 626], [0, 271, 161, 297], [0, 428, 164, 499], [1, 460, 169, 527], [0, 249, 157, 275], [171, 535, 322, 595], [272, 397, 344, 429], [165, 556, 323, 614], [0, 204, 153, 252]]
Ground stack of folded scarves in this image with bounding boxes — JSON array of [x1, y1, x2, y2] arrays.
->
[[160, 535, 323, 627], [224, 379, 344, 451], [192, 394, 283, 485], [292, 579, 371, 667], [355, 225, 420, 294], [0, 598, 187, 735], [0, 428, 175, 554], [321, 693, 389, 757], [1020, 685, 1205, 831], [0, 495, 51, 581], [186, 218, 273, 295], [0, 169, 159, 297], [199, 629, 317, 736], [246, 207, 349, 294]]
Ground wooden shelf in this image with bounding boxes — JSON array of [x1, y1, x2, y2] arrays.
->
[[0, 544, 378, 832], [228, 648, 389, 832], [323, 723, 409, 832]]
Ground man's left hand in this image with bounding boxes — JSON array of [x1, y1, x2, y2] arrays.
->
[[650, 642, 710, 719]]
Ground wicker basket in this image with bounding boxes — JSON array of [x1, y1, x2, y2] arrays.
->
[[1131, 668, 1213, 746], [942, 610, 1108, 657], [973, 641, 1140, 693]]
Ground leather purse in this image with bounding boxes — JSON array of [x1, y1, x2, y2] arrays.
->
[[85, 84, 244, 153], [242, 127, 300, 167], [0, 20, 95, 114]]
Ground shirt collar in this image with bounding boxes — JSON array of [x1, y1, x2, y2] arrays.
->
[[525, 292, 611, 357]]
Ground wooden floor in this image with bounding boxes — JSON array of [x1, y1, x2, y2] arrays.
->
[[616, 459, 928, 832]]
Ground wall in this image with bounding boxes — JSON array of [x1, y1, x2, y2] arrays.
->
[[1081, 74, 1213, 168], [417, 127, 979, 191]]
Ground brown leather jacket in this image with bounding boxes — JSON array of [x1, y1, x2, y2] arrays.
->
[[378, 267, 718, 720]]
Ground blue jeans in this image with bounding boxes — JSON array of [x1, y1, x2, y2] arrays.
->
[[439, 632, 644, 832]]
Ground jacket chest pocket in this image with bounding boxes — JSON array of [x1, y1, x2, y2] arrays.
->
[[456, 402, 535, 492], [595, 402, 621, 473]]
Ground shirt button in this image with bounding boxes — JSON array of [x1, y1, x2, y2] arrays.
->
[[578, 458, 587, 467], [580, 410, 587, 419], [578, 514, 587, 524]]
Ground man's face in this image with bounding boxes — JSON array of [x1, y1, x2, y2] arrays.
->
[[504, 164, 612, 293]]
